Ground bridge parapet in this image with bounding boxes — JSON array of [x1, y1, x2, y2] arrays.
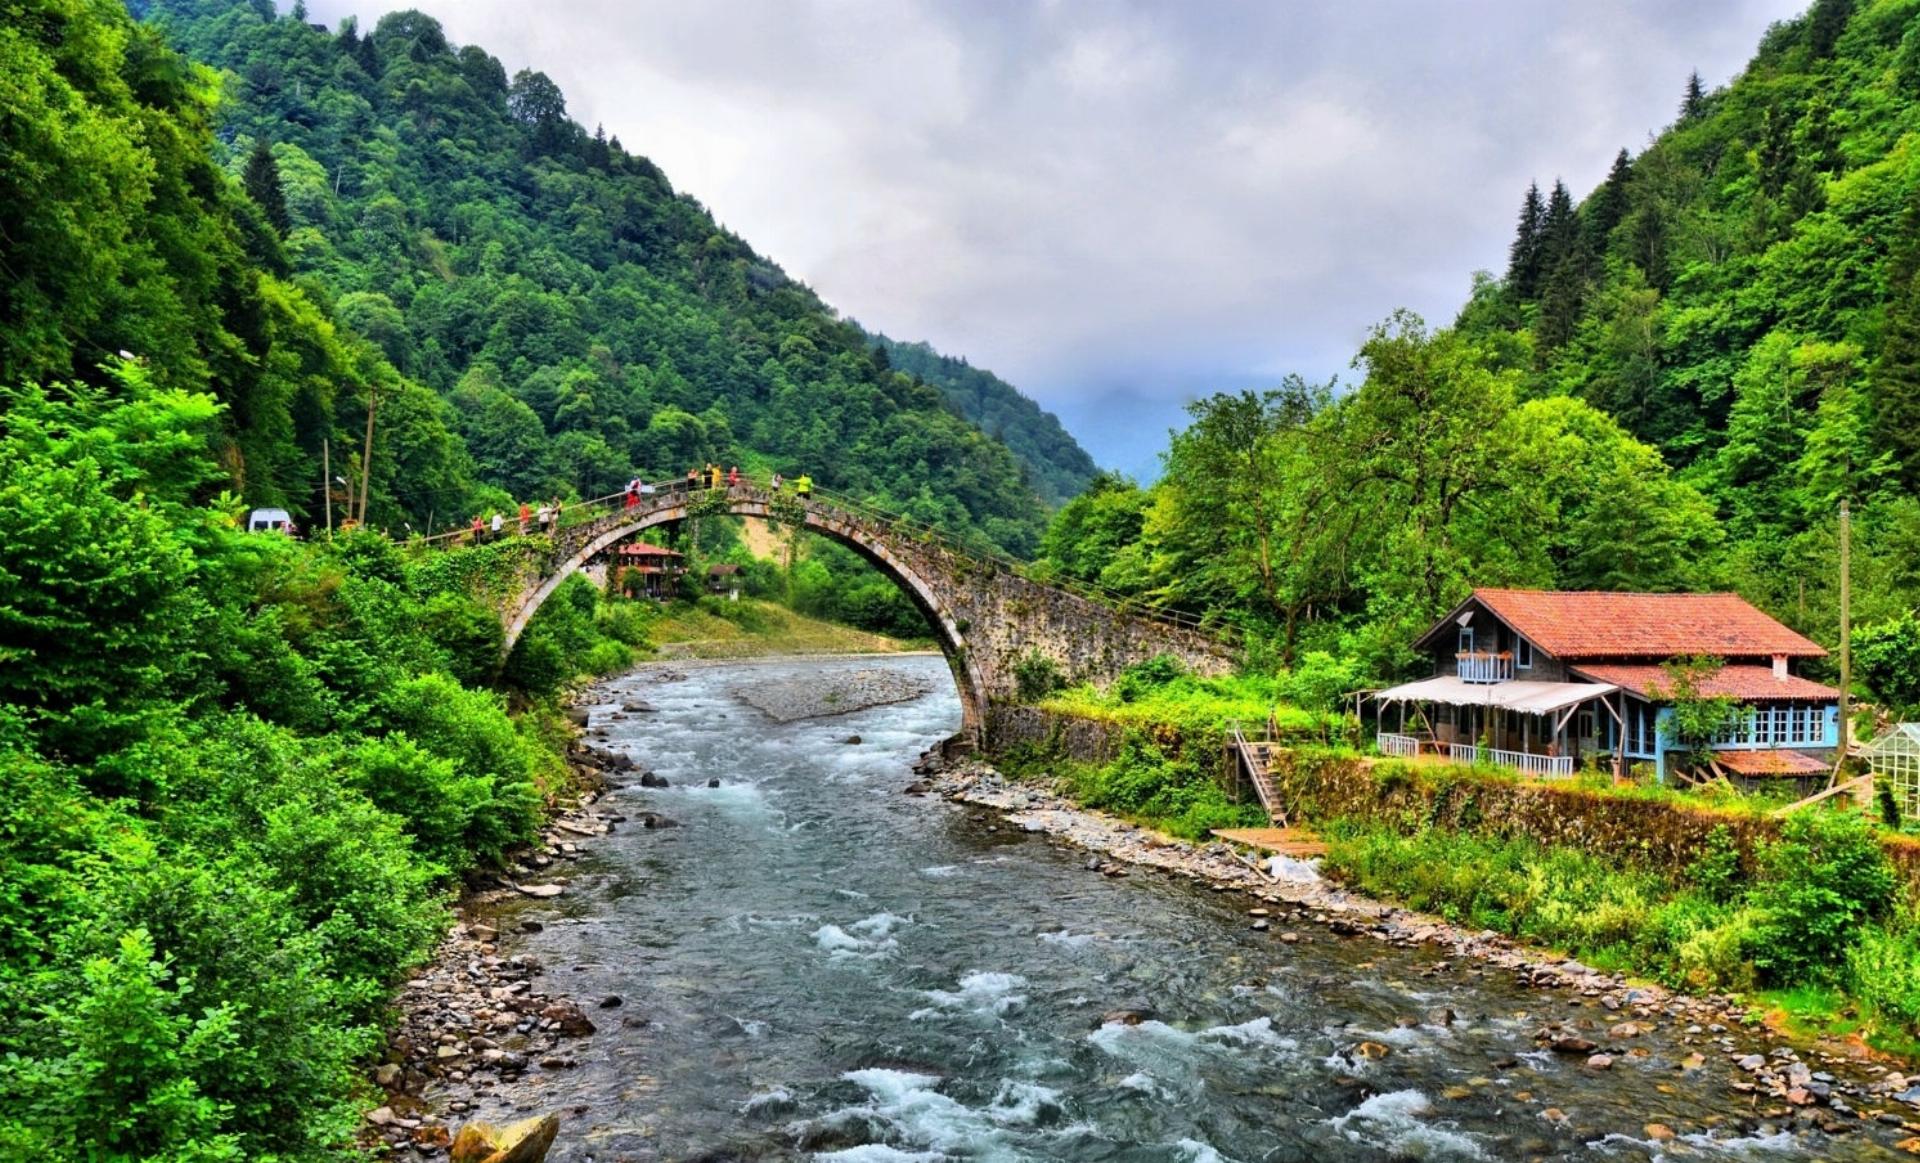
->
[[479, 481, 1236, 745]]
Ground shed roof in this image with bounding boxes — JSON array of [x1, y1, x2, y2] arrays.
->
[[1374, 675, 1618, 715], [1714, 749, 1828, 776], [1416, 589, 1826, 660], [1570, 663, 1838, 702]]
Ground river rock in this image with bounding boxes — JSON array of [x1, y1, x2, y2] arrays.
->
[[598, 995, 622, 1008], [564, 707, 589, 727], [1587, 1053, 1614, 1070], [1550, 1035, 1598, 1055], [515, 883, 564, 899], [1100, 1007, 1154, 1027], [1353, 1041, 1392, 1059], [1644, 1124, 1675, 1141], [451, 1113, 560, 1163], [707, 778, 720, 788], [621, 700, 656, 713], [844, 735, 862, 745], [540, 1001, 596, 1037]]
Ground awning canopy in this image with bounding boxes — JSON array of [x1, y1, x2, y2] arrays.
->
[[1374, 675, 1618, 715]]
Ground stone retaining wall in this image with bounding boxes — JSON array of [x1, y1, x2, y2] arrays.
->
[[983, 704, 1920, 896]]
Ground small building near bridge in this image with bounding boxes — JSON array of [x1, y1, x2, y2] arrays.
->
[[706, 562, 742, 595], [604, 540, 684, 599], [1373, 588, 1839, 784]]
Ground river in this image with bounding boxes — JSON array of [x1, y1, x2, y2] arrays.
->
[[455, 655, 1910, 1161]]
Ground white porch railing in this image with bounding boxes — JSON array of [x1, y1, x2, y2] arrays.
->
[[1377, 732, 1420, 758], [1444, 742, 1573, 779], [1456, 651, 1515, 683]]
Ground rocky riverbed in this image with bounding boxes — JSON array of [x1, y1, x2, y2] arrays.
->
[[729, 662, 935, 723], [914, 754, 1920, 1149], [359, 732, 646, 1160]]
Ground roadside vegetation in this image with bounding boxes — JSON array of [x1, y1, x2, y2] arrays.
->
[[0, 371, 643, 1160]]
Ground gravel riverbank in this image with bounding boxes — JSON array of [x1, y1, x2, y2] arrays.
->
[[915, 754, 1920, 1147], [359, 721, 649, 1160]]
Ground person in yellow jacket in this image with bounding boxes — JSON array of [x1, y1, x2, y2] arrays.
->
[[794, 473, 813, 498]]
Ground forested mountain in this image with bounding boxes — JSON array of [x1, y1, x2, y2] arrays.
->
[[21, 0, 1050, 553], [866, 331, 1100, 505], [1034, 0, 1920, 692]]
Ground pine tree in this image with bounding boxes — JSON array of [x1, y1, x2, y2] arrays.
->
[[1872, 196, 1920, 489], [1535, 250, 1587, 360], [1758, 105, 1796, 196], [586, 123, 611, 169], [1542, 179, 1578, 263], [1806, 0, 1853, 59], [1583, 149, 1633, 255], [1681, 71, 1705, 120], [242, 137, 290, 236], [354, 26, 380, 74], [1507, 182, 1545, 299]]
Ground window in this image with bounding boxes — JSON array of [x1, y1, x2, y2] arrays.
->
[[1457, 626, 1474, 654], [1515, 638, 1533, 669]]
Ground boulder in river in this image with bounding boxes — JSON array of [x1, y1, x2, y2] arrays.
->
[[621, 700, 657, 713], [451, 1113, 559, 1163], [515, 883, 564, 899], [843, 735, 862, 745]]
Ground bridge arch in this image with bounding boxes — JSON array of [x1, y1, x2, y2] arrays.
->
[[504, 494, 992, 739]]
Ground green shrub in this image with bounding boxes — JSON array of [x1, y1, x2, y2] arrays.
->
[[1013, 651, 1065, 702], [1279, 651, 1365, 713], [1114, 654, 1186, 703], [1752, 810, 1897, 982], [1846, 917, 1920, 1033]]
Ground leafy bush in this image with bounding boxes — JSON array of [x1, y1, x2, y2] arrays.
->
[[1752, 810, 1898, 982], [1114, 655, 1186, 703], [1013, 650, 1064, 702], [1846, 916, 1920, 1034], [1279, 651, 1365, 713]]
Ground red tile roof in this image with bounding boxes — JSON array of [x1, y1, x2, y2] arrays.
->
[[1428, 589, 1826, 660], [1714, 749, 1829, 776], [1570, 663, 1838, 702], [617, 541, 682, 557]]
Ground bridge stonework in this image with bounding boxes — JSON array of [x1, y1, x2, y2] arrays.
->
[[500, 486, 1236, 747]]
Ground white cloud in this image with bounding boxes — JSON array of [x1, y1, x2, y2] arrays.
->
[[303, 0, 1805, 471]]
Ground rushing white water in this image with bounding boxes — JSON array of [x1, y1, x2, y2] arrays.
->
[[451, 656, 1902, 1161]]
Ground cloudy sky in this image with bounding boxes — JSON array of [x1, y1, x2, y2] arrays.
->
[[310, 0, 1804, 477]]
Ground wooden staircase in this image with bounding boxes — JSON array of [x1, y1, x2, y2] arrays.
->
[[1229, 723, 1287, 825]]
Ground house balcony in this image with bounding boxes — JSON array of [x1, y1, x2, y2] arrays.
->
[[1456, 650, 1515, 683]]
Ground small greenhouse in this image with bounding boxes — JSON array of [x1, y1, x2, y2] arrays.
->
[[1864, 723, 1920, 820]]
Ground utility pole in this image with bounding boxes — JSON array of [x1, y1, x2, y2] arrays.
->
[[1840, 496, 1860, 803], [322, 437, 332, 535], [357, 386, 380, 526]]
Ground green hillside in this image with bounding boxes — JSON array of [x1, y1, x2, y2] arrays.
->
[[1034, 0, 1920, 688], [1463, 0, 1920, 640], [867, 331, 1100, 504], [70, 0, 1047, 553]]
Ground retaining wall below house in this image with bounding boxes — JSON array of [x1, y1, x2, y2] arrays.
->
[[980, 703, 1920, 896]]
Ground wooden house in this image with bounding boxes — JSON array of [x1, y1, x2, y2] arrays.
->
[[607, 541, 685, 599], [1373, 589, 1839, 782]]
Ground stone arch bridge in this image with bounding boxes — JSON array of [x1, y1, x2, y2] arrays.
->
[[491, 483, 1236, 746]]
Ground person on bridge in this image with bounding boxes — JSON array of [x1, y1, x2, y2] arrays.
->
[[490, 511, 504, 537], [518, 501, 531, 532], [536, 502, 553, 532], [727, 465, 741, 487], [794, 473, 813, 498], [771, 472, 784, 492], [469, 514, 483, 542], [708, 463, 724, 490], [624, 479, 641, 509], [685, 467, 700, 492]]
